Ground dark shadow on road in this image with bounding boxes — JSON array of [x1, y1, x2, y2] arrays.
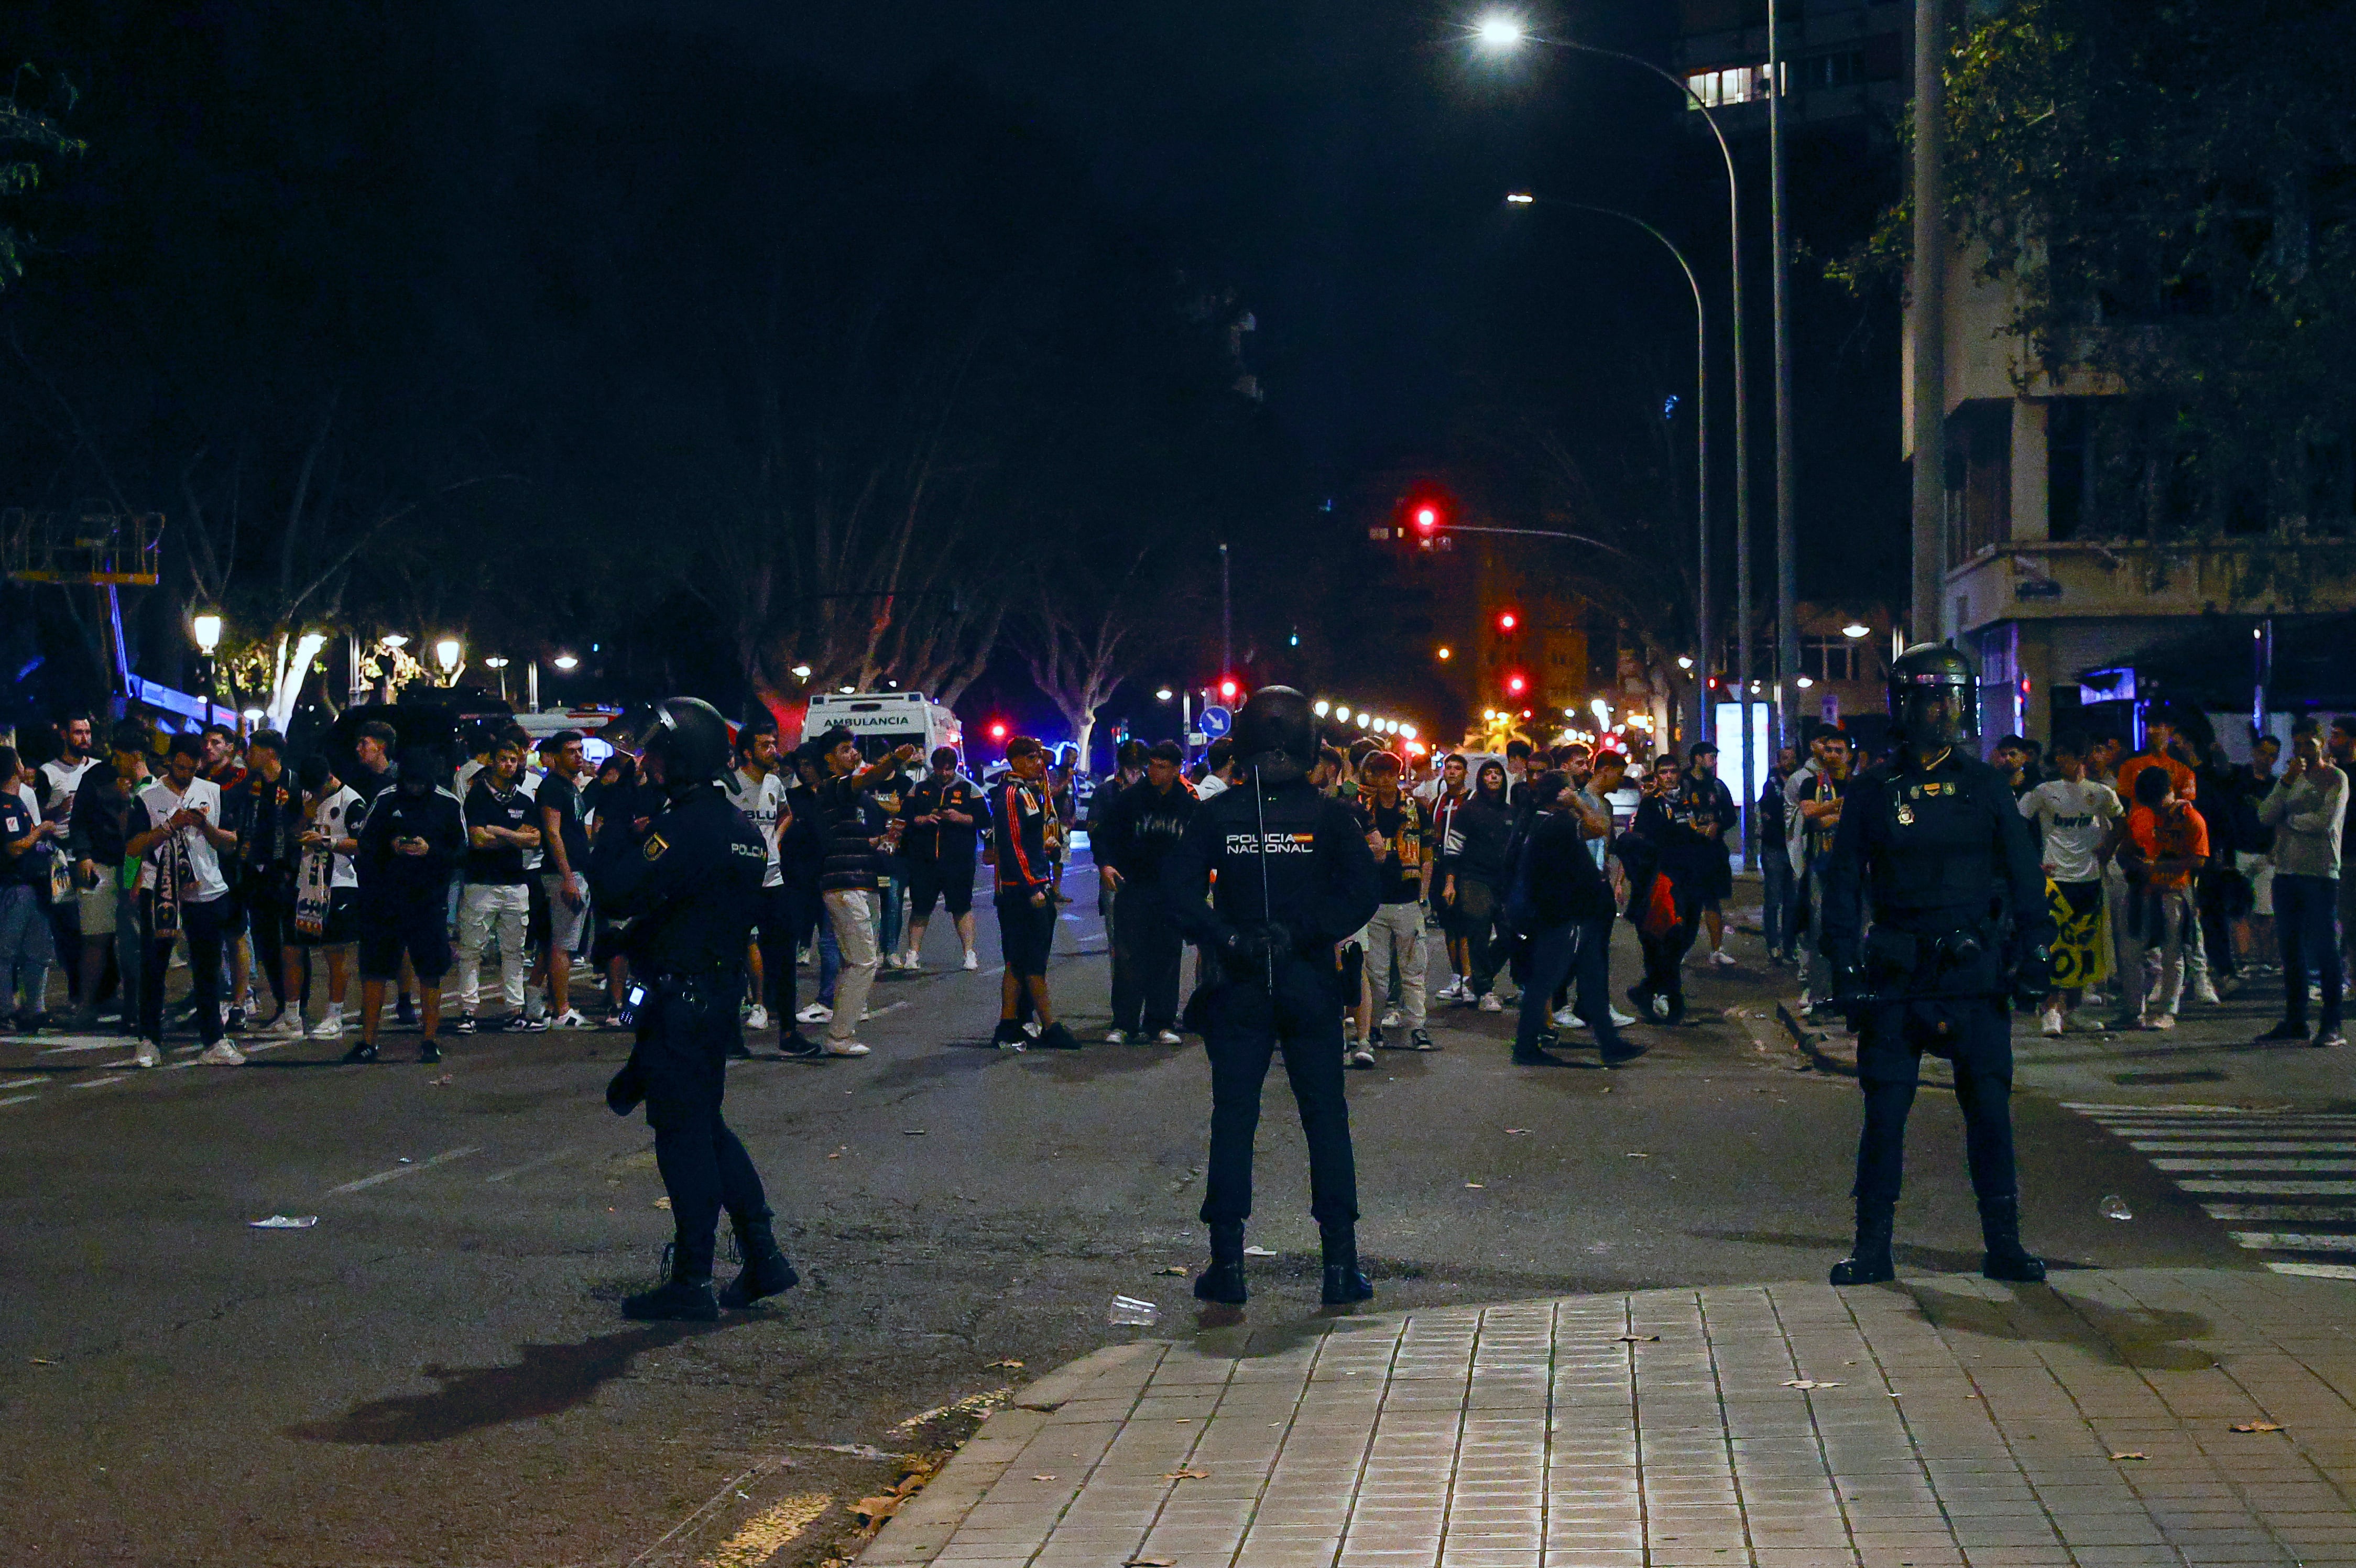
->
[[1905, 1281, 2215, 1370], [1686, 1228, 2094, 1276], [285, 1320, 732, 1444]]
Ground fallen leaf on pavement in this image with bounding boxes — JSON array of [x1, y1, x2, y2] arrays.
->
[[2110, 1452, 2148, 1462], [2231, 1422, 2286, 1433], [853, 1494, 904, 1524], [653, 1197, 672, 1210], [427, 1074, 453, 1086], [1242, 1245, 1276, 1256], [985, 1359, 1024, 1369], [1782, 1379, 1840, 1390], [827, 1152, 842, 1159], [1157, 1266, 1187, 1276], [1031, 1474, 1057, 1480], [29, 1357, 55, 1365], [1162, 1468, 1209, 1481], [1465, 1183, 1484, 1189], [1615, 1335, 1660, 1343], [1505, 1128, 1530, 1135], [1624, 1152, 1651, 1159], [1126, 1558, 1176, 1566]]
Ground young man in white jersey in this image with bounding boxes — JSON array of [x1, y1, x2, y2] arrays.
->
[[2017, 733, 2125, 1036]]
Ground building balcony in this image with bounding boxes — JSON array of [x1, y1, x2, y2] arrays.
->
[[1948, 536, 2356, 635]]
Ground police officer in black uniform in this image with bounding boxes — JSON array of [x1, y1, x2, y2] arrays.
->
[[1160, 687, 1382, 1306], [594, 698, 799, 1322], [1819, 644, 2055, 1286]]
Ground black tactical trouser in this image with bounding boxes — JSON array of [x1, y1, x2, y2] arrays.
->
[[1111, 893, 1184, 1034], [1200, 954, 1358, 1230], [1853, 994, 2018, 1212], [640, 972, 770, 1272]]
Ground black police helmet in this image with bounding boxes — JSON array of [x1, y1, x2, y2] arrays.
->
[[643, 696, 733, 798], [1233, 685, 1318, 786], [1887, 641, 1979, 750]]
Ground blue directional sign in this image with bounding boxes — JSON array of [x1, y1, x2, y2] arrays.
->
[[1199, 704, 1234, 738]]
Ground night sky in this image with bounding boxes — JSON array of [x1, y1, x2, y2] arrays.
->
[[473, 0, 1690, 482]]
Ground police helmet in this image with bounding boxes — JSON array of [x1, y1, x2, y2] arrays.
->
[[1887, 641, 1979, 752], [642, 696, 734, 798], [1233, 685, 1318, 785]]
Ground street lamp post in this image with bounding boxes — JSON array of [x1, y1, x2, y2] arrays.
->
[[191, 612, 224, 713], [1769, 0, 1799, 753], [1475, 19, 1753, 791], [434, 637, 464, 687], [1505, 193, 1711, 748]]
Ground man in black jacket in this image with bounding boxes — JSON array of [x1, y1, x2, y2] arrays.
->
[[1161, 688, 1381, 1306], [1098, 741, 1196, 1043], [345, 752, 466, 1064], [807, 727, 921, 1058], [1507, 774, 1641, 1066]]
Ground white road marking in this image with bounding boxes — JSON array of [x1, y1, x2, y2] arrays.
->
[[2204, 1204, 2356, 1222], [0, 1093, 40, 1107], [2132, 1141, 2356, 1154], [2229, 1232, 2356, 1254], [2178, 1180, 2356, 1195], [328, 1145, 484, 1195], [0, 1076, 45, 1091], [68, 1075, 127, 1090], [483, 1150, 572, 1184], [2152, 1158, 2356, 1173], [36, 1038, 128, 1055], [2266, 1261, 2356, 1281]]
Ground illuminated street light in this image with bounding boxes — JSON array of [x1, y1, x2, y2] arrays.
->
[[1401, 725, 1417, 741], [1505, 191, 1535, 205], [239, 706, 263, 724], [483, 657, 509, 670], [191, 613, 224, 653], [1476, 14, 1526, 47], [1676, 656, 1694, 671], [1155, 687, 1175, 702], [1796, 676, 1816, 689], [1436, 646, 1452, 661], [552, 653, 579, 671], [380, 633, 409, 650], [434, 637, 463, 676], [1313, 699, 1330, 717], [791, 663, 814, 680], [1591, 698, 1611, 722], [1840, 623, 1871, 640], [1335, 706, 1352, 723]]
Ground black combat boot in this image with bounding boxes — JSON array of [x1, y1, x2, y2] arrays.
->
[[1828, 1203, 1896, 1286], [1193, 1222, 1248, 1305], [717, 1213, 800, 1309], [624, 1234, 721, 1321], [1978, 1194, 2047, 1283], [1320, 1224, 1374, 1306]]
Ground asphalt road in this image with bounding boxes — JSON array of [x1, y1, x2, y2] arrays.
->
[[0, 864, 2261, 1567]]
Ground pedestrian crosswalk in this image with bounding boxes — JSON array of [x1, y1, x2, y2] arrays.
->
[[2070, 1102, 2356, 1281]]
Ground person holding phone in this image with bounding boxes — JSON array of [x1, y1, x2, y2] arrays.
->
[[346, 750, 465, 1063], [124, 734, 242, 1065]]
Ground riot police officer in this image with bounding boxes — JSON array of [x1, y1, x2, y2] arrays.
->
[[1160, 687, 1382, 1306], [1819, 644, 2054, 1286], [594, 698, 798, 1321]]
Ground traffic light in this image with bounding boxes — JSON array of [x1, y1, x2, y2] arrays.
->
[[1503, 671, 1529, 698], [1217, 677, 1239, 702], [1412, 503, 1442, 537], [1496, 609, 1520, 634]]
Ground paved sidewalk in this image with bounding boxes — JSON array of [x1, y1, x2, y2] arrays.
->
[[864, 1269, 2356, 1568]]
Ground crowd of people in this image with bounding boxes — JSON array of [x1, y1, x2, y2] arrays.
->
[[1760, 709, 2354, 1049]]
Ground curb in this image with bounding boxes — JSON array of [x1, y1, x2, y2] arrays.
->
[[857, 1340, 1167, 1566]]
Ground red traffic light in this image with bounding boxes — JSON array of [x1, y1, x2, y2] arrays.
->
[[1218, 678, 1239, 701], [988, 722, 1008, 741], [1504, 672, 1529, 697], [1413, 504, 1440, 535], [1496, 609, 1519, 633]]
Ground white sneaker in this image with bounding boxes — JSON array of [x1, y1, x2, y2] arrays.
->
[[549, 1009, 589, 1029], [884, 953, 907, 971], [198, 1041, 246, 1066], [796, 1003, 834, 1025], [2040, 1008, 2064, 1038], [1496, 987, 1520, 1004], [1104, 1029, 1130, 1044], [901, 952, 923, 972], [1154, 1030, 1183, 1045], [962, 951, 979, 971], [2148, 1014, 2176, 1031], [313, 1013, 344, 1040], [1477, 993, 1503, 1012], [823, 1038, 870, 1057], [1709, 949, 1739, 967], [132, 1040, 161, 1068], [2195, 981, 2223, 1006], [745, 1005, 771, 1031], [267, 1012, 306, 1038], [1380, 1009, 1402, 1028], [1553, 1005, 1579, 1028]]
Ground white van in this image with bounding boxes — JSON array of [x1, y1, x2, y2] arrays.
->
[[801, 691, 963, 764]]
